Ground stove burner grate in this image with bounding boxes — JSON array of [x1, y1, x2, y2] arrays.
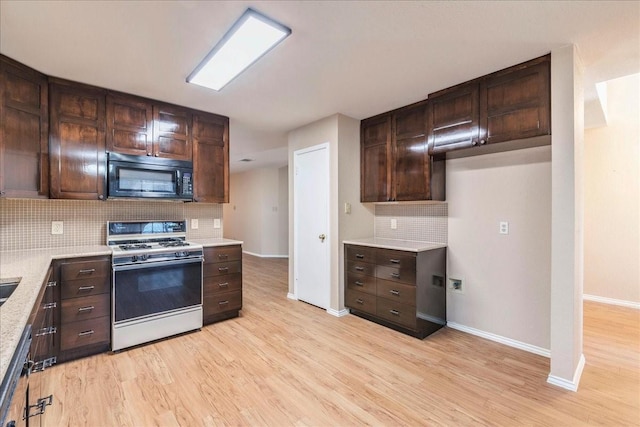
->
[[119, 243, 152, 251]]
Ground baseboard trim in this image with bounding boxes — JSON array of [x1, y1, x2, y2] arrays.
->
[[327, 308, 349, 317], [242, 251, 289, 259], [583, 294, 640, 309], [286, 293, 297, 300], [547, 354, 586, 392], [447, 321, 551, 358]]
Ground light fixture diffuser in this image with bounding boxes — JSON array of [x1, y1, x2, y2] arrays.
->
[[187, 8, 291, 91]]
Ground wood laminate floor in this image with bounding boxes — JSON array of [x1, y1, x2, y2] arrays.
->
[[40, 255, 640, 426]]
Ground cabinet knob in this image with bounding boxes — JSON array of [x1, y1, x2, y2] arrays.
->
[[471, 140, 478, 146], [147, 153, 152, 156], [154, 153, 159, 157], [479, 139, 487, 145], [98, 195, 104, 200]]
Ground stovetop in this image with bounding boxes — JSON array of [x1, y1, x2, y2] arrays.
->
[[107, 220, 203, 258]]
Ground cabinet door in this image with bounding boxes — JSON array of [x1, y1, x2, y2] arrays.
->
[[393, 102, 430, 201], [192, 112, 228, 203], [152, 104, 192, 160], [49, 81, 106, 200], [480, 56, 550, 145], [106, 93, 153, 156], [427, 81, 480, 155], [0, 56, 49, 198], [360, 114, 392, 202]]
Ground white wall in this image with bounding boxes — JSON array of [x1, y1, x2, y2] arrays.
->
[[288, 114, 374, 313], [223, 167, 288, 257], [584, 74, 640, 304], [447, 146, 552, 350]]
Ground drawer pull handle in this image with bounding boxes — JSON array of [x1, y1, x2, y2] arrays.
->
[[78, 285, 95, 291], [355, 299, 364, 304], [354, 266, 364, 272], [354, 281, 364, 287], [78, 330, 94, 337], [218, 267, 229, 272], [390, 259, 400, 264], [78, 306, 95, 312], [391, 273, 400, 279], [218, 300, 229, 306], [47, 281, 57, 287], [389, 289, 400, 296], [218, 282, 229, 288], [218, 254, 228, 259], [78, 269, 96, 274], [35, 327, 56, 337], [355, 254, 365, 259], [389, 309, 400, 316], [43, 302, 57, 310]]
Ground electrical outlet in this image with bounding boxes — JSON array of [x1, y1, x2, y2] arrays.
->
[[191, 219, 199, 230], [499, 221, 509, 235], [390, 218, 397, 229], [449, 278, 464, 293], [51, 221, 63, 235], [213, 218, 221, 229]]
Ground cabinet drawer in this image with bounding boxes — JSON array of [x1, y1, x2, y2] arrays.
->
[[61, 275, 110, 299], [61, 260, 109, 282], [61, 294, 110, 324], [346, 245, 377, 263], [346, 261, 375, 277], [345, 289, 376, 315], [204, 245, 242, 263], [376, 279, 416, 305], [346, 273, 376, 295], [376, 265, 416, 285], [204, 260, 242, 277], [377, 298, 416, 329], [376, 249, 416, 271], [204, 290, 242, 317], [60, 316, 110, 351], [204, 273, 242, 296]]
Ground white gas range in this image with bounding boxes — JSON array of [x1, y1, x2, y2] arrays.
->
[[107, 220, 203, 351]]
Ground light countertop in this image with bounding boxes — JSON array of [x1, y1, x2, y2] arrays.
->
[[0, 238, 242, 381], [342, 238, 447, 252]]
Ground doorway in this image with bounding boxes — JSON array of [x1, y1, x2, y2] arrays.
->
[[293, 143, 330, 309]]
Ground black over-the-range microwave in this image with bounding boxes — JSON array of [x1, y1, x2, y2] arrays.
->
[[107, 152, 194, 200]]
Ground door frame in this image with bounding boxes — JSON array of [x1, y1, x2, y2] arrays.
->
[[292, 142, 331, 306]]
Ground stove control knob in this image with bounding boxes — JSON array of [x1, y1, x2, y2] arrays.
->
[[140, 254, 148, 261], [132, 255, 139, 262], [176, 251, 187, 258]]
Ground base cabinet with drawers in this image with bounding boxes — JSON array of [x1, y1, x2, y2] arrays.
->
[[203, 245, 243, 325], [55, 256, 111, 362], [345, 244, 447, 338]]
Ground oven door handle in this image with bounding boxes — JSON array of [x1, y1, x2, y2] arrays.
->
[[113, 257, 203, 272]]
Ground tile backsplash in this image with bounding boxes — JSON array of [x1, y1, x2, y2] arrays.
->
[[0, 198, 223, 251], [374, 203, 447, 244]]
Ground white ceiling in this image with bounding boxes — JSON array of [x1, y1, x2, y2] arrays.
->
[[1, 1, 638, 172]]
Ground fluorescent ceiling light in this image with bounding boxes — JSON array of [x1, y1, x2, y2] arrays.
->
[[187, 8, 291, 91]]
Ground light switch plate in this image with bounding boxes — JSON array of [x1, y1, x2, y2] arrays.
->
[[191, 219, 199, 229], [390, 218, 397, 230], [213, 218, 221, 229]]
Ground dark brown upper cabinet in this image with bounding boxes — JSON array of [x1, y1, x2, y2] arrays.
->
[[49, 79, 107, 200], [106, 93, 192, 161], [361, 114, 392, 202], [192, 111, 229, 203], [428, 54, 550, 156], [106, 93, 153, 157], [361, 101, 444, 202], [153, 103, 192, 161], [0, 55, 49, 198]]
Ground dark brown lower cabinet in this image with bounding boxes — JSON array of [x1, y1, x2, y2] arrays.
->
[[56, 256, 111, 362], [203, 245, 243, 325], [345, 244, 447, 339]]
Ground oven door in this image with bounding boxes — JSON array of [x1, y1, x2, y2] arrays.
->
[[113, 258, 203, 324]]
